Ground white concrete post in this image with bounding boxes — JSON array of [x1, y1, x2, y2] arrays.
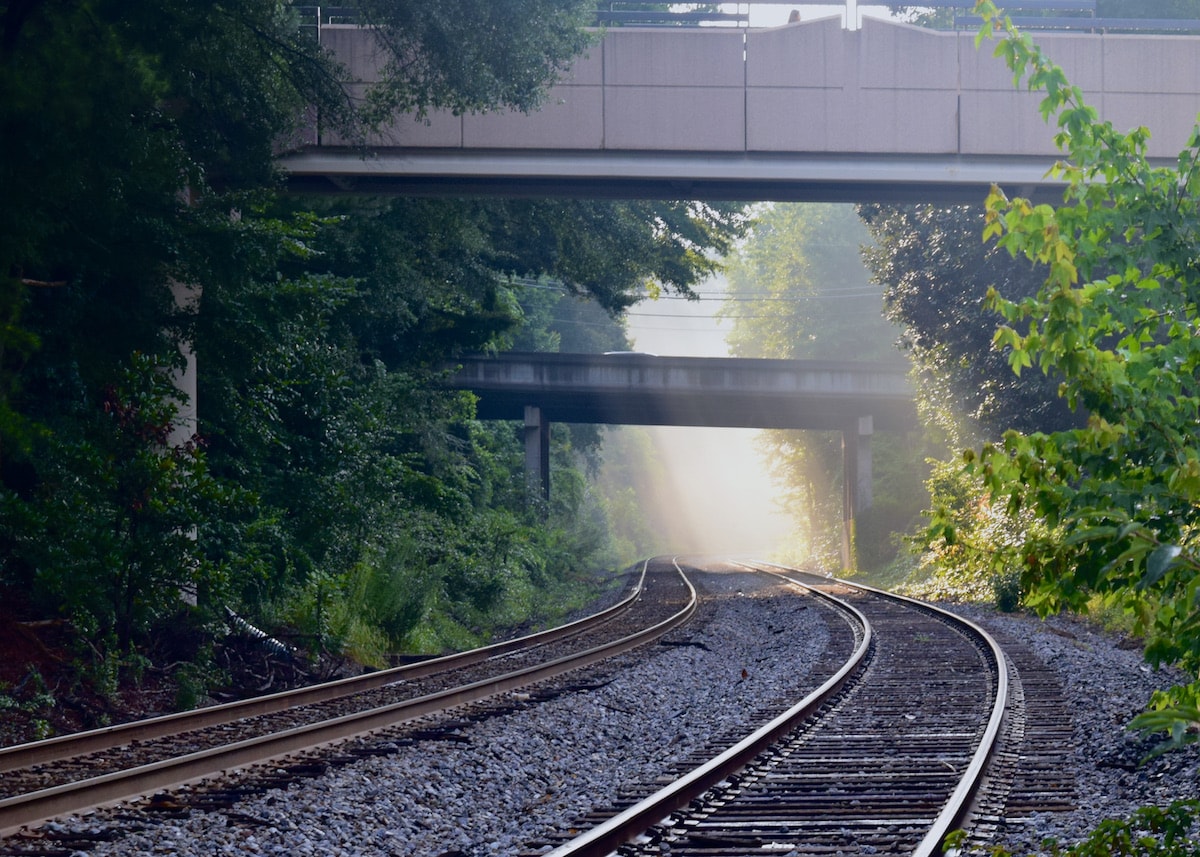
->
[[166, 278, 199, 449]]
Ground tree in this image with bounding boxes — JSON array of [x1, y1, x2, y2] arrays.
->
[[352, 1, 595, 122], [930, 0, 1200, 743], [0, 0, 596, 657], [0, 0, 602, 444], [860, 204, 1081, 449], [483, 199, 750, 312], [865, 0, 1200, 449]]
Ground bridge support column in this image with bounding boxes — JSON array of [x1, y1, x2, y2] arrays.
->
[[841, 415, 873, 571], [524, 405, 550, 502]]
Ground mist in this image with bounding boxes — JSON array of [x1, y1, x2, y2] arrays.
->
[[615, 273, 794, 560]]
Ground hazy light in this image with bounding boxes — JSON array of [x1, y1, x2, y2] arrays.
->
[[623, 273, 794, 560], [649, 425, 792, 556]]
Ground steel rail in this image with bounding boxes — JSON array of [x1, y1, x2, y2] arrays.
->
[[1, 560, 691, 837], [540, 565, 872, 857], [0, 562, 649, 776], [761, 562, 1010, 857], [541, 561, 1008, 857]]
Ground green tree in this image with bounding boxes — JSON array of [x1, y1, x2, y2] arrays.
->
[[930, 0, 1200, 743], [0, 0, 753, 672], [484, 199, 749, 312], [860, 204, 1079, 449], [0, 0, 593, 658], [353, 0, 595, 121]]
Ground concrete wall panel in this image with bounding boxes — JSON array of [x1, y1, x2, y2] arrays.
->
[[464, 87, 604, 149], [747, 88, 958, 153], [856, 19, 958, 90], [960, 91, 1060, 156], [747, 89, 842, 150], [311, 83, 464, 148], [961, 32, 1103, 92], [1103, 35, 1200, 94], [605, 87, 745, 150], [559, 44, 604, 87], [321, 26, 386, 81], [604, 28, 745, 87], [857, 90, 960, 153], [1105, 94, 1200, 157], [309, 23, 1200, 180], [746, 17, 844, 88]]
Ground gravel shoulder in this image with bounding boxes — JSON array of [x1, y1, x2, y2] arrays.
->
[[14, 575, 1200, 856], [945, 602, 1200, 851]]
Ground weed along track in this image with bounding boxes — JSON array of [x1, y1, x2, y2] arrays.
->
[[523, 564, 1011, 857], [0, 559, 695, 840]]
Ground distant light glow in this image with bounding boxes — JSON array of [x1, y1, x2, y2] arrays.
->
[[621, 272, 794, 559]]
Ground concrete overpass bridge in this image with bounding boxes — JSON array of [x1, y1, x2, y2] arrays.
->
[[281, 14, 1200, 202], [272, 11, 1195, 562], [447, 352, 916, 566]]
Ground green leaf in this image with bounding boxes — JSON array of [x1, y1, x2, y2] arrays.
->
[[1140, 544, 1183, 591]]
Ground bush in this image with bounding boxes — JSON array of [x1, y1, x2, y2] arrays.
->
[[993, 569, 1022, 612]]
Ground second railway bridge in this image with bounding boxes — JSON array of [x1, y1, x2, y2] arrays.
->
[[446, 352, 916, 568]]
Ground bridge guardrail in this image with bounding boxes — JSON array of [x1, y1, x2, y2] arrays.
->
[[294, 2, 1199, 34]]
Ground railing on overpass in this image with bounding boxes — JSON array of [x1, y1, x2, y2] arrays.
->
[[293, 3, 1200, 33]]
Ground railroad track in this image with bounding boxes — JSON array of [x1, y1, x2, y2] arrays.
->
[[0, 558, 697, 839], [522, 562, 1011, 856]]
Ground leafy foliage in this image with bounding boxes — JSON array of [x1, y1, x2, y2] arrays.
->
[[0, 0, 752, 677], [354, 0, 596, 121], [919, 0, 1200, 745], [860, 204, 1080, 449], [949, 800, 1200, 856], [0, 353, 243, 650]]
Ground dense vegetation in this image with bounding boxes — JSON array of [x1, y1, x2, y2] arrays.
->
[[875, 0, 1200, 763], [0, 0, 749, 707], [958, 0, 1200, 752], [868, 4, 1200, 848], [4, 0, 1200, 848]]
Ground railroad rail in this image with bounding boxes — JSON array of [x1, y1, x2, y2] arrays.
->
[[524, 562, 1008, 856], [0, 558, 697, 837]]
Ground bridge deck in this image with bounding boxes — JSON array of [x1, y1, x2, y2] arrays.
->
[[282, 17, 1200, 201], [447, 353, 916, 431]]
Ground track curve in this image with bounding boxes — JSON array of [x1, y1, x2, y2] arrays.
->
[[526, 561, 1008, 857]]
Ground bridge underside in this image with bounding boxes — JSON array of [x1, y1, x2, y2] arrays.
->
[[452, 353, 916, 432], [470, 386, 913, 432], [281, 149, 1076, 204]]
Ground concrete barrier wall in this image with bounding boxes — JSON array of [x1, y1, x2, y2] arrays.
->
[[317, 19, 1200, 161]]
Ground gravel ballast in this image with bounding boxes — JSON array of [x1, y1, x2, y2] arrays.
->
[[947, 602, 1200, 851], [75, 572, 833, 856], [33, 573, 1200, 855]]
